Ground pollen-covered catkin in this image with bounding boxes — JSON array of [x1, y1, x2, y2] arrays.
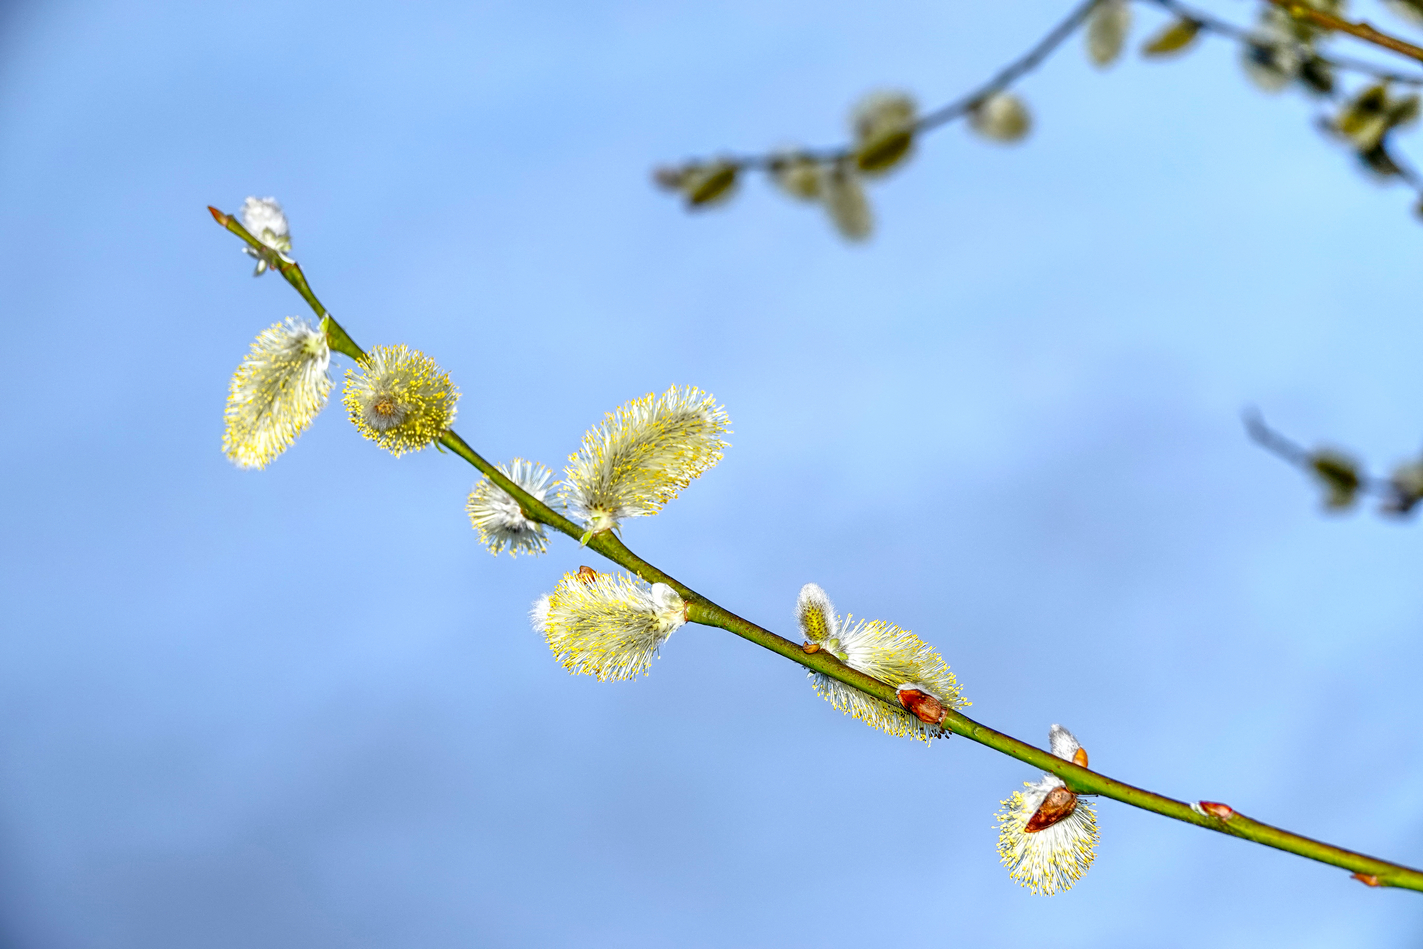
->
[[561, 385, 731, 535], [795, 582, 966, 742], [532, 571, 688, 680], [467, 459, 559, 557], [223, 317, 332, 469], [342, 344, 458, 456], [996, 724, 1100, 895]]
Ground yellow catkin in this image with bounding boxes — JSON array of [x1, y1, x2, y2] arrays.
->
[[562, 385, 731, 533], [996, 782, 1099, 895], [533, 572, 687, 680], [342, 344, 458, 457], [223, 317, 331, 469]]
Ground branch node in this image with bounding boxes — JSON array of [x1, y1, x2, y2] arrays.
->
[[1193, 800, 1236, 821]]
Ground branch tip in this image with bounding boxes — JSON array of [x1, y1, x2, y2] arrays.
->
[[207, 206, 230, 225]]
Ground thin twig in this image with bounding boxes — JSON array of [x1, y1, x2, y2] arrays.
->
[[1149, 0, 1423, 85], [916, 0, 1103, 132], [212, 207, 1423, 891], [1265, 0, 1423, 63], [1244, 408, 1400, 495], [681, 0, 1423, 178]]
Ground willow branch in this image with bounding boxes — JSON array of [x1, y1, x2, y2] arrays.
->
[[671, 0, 1423, 180], [915, 0, 1100, 132], [211, 208, 1423, 892], [1243, 410, 1420, 518], [1149, 0, 1423, 84], [1266, 0, 1423, 63]]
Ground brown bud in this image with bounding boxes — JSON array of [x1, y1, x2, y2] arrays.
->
[[1072, 746, 1089, 768], [1352, 872, 1382, 887], [1198, 801, 1235, 821], [207, 206, 231, 225], [576, 566, 600, 583], [802, 641, 821, 654], [1025, 786, 1079, 833], [896, 688, 945, 725]]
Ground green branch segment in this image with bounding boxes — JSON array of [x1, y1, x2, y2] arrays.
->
[[210, 206, 1423, 893]]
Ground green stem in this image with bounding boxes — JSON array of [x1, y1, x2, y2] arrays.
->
[[211, 206, 1423, 893]]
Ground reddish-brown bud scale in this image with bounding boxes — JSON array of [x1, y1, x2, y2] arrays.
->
[[802, 642, 821, 654], [576, 566, 599, 583], [1025, 786, 1079, 833], [1352, 872, 1382, 887], [896, 689, 945, 725], [1073, 747, 1089, 768], [1199, 801, 1235, 821], [207, 206, 231, 225]]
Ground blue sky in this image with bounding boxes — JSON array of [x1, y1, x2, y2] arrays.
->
[[2, 0, 1422, 945]]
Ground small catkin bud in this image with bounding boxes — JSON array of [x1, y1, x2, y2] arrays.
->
[[823, 160, 873, 242], [1087, 0, 1132, 68], [968, 92, 1032, 143], [769, 152, 826, 202], [1307, 448, 1362, 510], [850, 91, 917, 176], [1194, 801, 1235, 821], [1382, 458, 1423, 515], [343, 344, 459, 457]]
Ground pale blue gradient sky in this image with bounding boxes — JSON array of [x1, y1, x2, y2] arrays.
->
[[2, 0, 1422, 946]]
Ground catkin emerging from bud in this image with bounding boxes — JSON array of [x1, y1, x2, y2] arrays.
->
[[532, 572, 688, 680], [795, 583, 966, 743], [238, 196, 292, 275], [562, 385, 731, 534], [223, 317, 332, 469], [342, 344, 458, 456], [996, 724, 1099, 896]]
